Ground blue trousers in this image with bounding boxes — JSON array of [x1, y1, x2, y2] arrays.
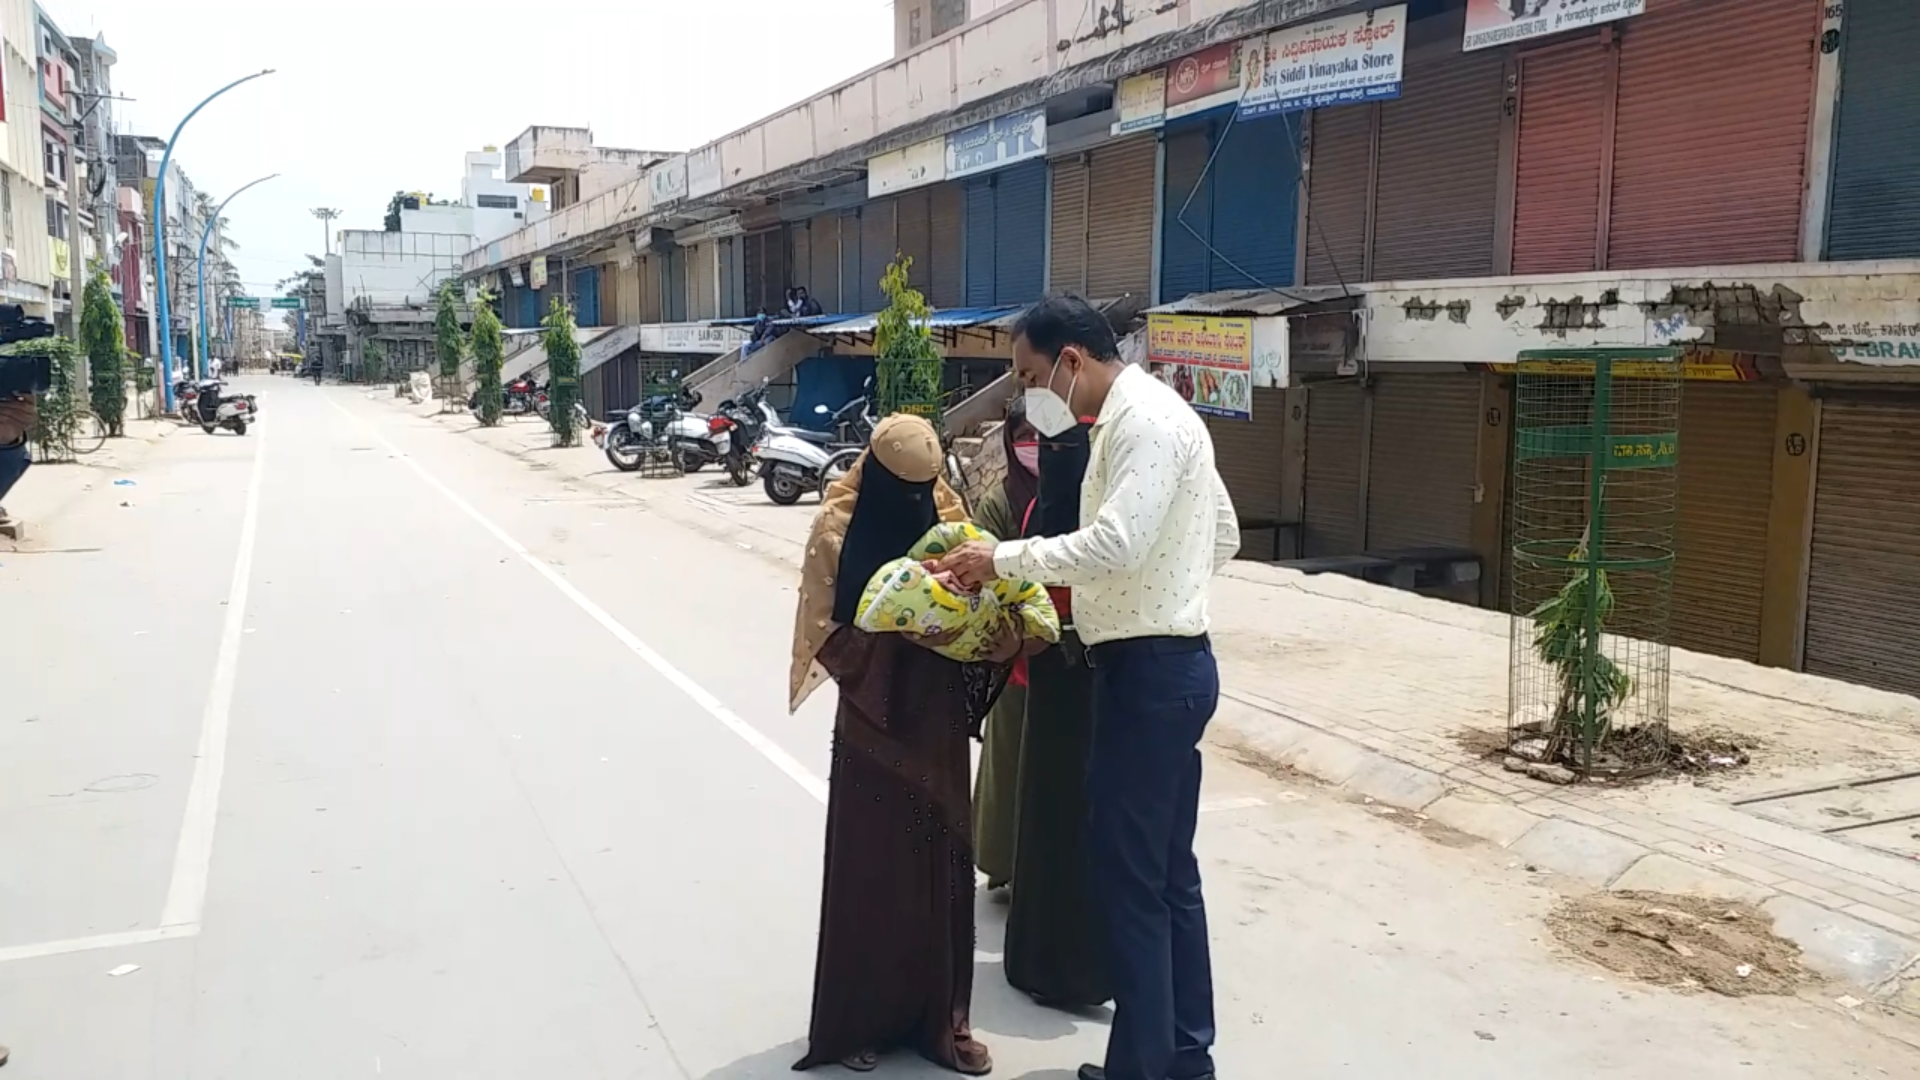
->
[[1087, 635, 1219, 1080], [0, 440, 28, 507]]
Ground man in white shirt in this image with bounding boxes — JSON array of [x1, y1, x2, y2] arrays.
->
[[934, 295, 1238, 1080]]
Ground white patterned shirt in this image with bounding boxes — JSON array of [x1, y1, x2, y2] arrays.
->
[[993, 363, 1240, 646]]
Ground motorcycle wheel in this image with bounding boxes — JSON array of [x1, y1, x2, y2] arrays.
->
[[820, 449, 860, 496], [201, 423, 216, 434], [671, 446, 704, 474], [728, 457, 753, 487], [764, 472, 804, 506], [232, 419, 248, 436], [605, 430, 643, 472]]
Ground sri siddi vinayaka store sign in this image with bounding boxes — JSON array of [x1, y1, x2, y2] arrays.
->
[[1239, 3, 1407, 119]]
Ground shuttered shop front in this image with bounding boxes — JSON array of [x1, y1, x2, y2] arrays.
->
[[896, 189, 934, 300], [929, 183, 965, 308], [858, 201, 897, 312], [961, 160, 1046, 307], [1085, 136, 1157, 301], [1303, 381, 1365, 557], [1669, 384, 1778, 663], [1048, 154, 1089, 294], [1802, 398, 1920, 697], [1363, 374, 1481, 554], [803, 214, 842, 312], [1826, 0, 1920, 260], [1207, 388, 1287, 557], [1159, 113, 1300, 302], [1511, 38, 1609, 275]]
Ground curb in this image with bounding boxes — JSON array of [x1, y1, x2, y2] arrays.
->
[[1211, 690, 1920, 995]]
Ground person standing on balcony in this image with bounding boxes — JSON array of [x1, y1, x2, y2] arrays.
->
[[929, 294, 1239, 1080]]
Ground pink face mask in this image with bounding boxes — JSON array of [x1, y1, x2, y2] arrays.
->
[[1013, 441, 1040, 475]]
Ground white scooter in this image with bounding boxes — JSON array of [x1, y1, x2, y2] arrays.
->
[[753, 394, 872, 506]]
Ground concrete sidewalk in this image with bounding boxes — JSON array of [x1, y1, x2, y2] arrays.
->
[[398, 395, 1920, 1007], [1, 418, 176, 546]]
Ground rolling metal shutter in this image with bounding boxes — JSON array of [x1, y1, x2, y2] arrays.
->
[[1207, 388, 1287, 555], [762, 227, 789, 316], [640, 256, 662, 323], [719, 238, 742, 318], [1208, 115, 1300, 290], [896, 189, 934, 299], [665, 248, 686, 322], [929, 182, 965, 308], [809, 215, 842, 313], [1511, 38, 1608, 275], [1826, 0, 1920, 260], [1303, 104, 1373, 287], [1607, 0, 1814, 269], [1364, 374, 1481, 554], [743, 234, 763, 314], [1371, 38, 1504, 281], [690, 243, 717, 320], [993, 160, 1048, 305], [1049, 154, 1090, 295], [789, 225, 811, 313], [1803, 398, 1920, 696], [964, 178, 995, 306], [1085, 135, 1157, 302], [1159, 121, 1212, 303], [840, 210, 863, 311], [1303, 380, 1366, 557], [1668, 384, 1777, 663], [860, 201, 897, 312], [573, 265, 602, 326]]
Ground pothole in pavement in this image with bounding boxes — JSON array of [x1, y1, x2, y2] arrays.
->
[[1548, 891, 1811, 997]]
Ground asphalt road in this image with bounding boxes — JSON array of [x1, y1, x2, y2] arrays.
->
[[0, 379, 1912, 1079]]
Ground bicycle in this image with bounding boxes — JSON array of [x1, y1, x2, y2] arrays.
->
[[68, 409, 108, 455]]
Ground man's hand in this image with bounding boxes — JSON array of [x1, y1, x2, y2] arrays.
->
[[928, 540, 999, 591]]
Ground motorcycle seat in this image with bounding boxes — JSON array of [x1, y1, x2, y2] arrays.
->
[[787, 428, 838, 445]]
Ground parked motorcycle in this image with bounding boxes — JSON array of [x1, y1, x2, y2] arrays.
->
[[187, 378, 257, 435], [603, 384, 698, 472], [713, 381, 775, 487], [753, 385, 875, 505]]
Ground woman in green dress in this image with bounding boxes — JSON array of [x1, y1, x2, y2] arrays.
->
[[970, 400, 1039, 894]]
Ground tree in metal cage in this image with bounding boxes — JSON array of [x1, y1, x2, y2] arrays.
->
[[543, 296, 581, 447], [472, 290, 506, 428], [874, 256, 943, 429], [1507, 347, 1682, 779]]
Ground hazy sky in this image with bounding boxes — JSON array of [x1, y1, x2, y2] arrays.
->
[[50, 0, 893, 314]]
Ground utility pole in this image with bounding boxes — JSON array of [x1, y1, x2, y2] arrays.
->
[[312, 207, 340, 256]]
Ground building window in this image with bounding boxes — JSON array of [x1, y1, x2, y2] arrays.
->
[[909, 6, 923, 46], [43, 135, 66, 185], [46, 197, 67, 239], [476, 193, 518, 210]]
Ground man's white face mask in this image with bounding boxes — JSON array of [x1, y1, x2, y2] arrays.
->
[[1023, 354, 1078, 438]]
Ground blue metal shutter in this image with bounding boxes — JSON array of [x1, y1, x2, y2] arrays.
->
[[515, 285, 539, 328], [964, 177, 996, 306], [840, 210, 863, 311], [1826, 0, 1920, 259], [1159, 120, 1212, 302], [991, 159, 1047, 305], [573, 265, 601, 326], [1208, 114, 1301, 290]]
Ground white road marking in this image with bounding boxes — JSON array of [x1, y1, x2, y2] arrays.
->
[[160, 430, 269, 929], [1199, 796, 1269, 814], [0, 924, 200, 965], [328, 397, 831, 805]]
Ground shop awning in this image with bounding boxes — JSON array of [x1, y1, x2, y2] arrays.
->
[[804, 305, 1024, 337], [1146, 286, 1359, 317]]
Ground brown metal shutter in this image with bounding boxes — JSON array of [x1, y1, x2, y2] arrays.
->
[[1606, 0, 1815, 269], [1511, 38, 1609, 275], [858, 202, 896, 312], [790, 222, 812, 308], [1207, 388, 1287, 554], [809, 214, 842, 313], [1304, 105, 1372, 287], [929, 182, 965, 309], [640, 255, 663, 324], [764, 227, 789, 315], [897, 189, 934, 299], [1803, 398, 1920, 697], [1668, 384, 1777, 663], [1372, 39, 1505, 280], [1303, 381, 1366, 557], [1049, 154, 1090, 295], [1086, 136, 1157, 301], [1364, 374, 1481, 553], [690, 242, 717, 320]]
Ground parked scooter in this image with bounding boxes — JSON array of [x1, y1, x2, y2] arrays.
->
[[710, 380, 775, 487], [187, 378, 257, 435], [753, 383, 875, 505]]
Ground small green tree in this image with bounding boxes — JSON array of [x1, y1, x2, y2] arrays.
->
[[384, 191, 407, 232], [471, 290, 505, 427], [542, 296, 581, 447], [360, 339, 387, 384], [874, 256, 943, 425], [81, 265, 127, 436], [7, 337, 81, 462], [434, 281, 466, 408]]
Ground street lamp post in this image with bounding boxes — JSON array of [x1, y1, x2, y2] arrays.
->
[[196, 173, 278, 376], [312, 207, 340, 257], [154, 69, 273, 414]]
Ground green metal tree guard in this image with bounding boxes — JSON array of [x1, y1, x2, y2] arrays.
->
[[1507, 347, 1682, 779]]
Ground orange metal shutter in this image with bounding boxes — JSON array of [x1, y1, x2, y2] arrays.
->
[[1048, 154, 1089, 295], [1085, 135, 1157, 302], [1510, 37, 1609, 275], [1371, 36, 1505, 280], [1668, 384, 1778, 663]]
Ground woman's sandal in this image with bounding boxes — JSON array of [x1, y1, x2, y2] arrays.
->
[[840, 1050, 879, 1073]]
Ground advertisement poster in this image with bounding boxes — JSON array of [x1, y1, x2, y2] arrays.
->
[[945, 108, 1047, 180], [528, 256, 547, 291], [1165, 41, 1244, 120], [649, 154, 690, 205], [868, 137, 947, 198], [1146, 313, 1255, 420], [1112, 69, 1167, 134], [1462, 0, 1644, 52], [1240, 4, 1406, 119]]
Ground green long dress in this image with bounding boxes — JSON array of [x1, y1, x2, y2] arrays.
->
[[969, 484, 1026, 889]]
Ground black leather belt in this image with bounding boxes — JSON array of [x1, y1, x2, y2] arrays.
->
[[1084, 634, 1210, 668]]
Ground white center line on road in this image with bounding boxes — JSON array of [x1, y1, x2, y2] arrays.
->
[[0, 924, 201, 966], [326, 396, 831, 805], [160, 428, 269, 930]]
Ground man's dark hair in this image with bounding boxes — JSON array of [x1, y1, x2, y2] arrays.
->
[[1011, 293, 1119, 363]]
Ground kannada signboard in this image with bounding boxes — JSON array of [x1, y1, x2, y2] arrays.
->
[[1146, 313, 1255, 420], [271, 296, 305, 310], [1240, 4, 1406, 119], [868, 137, 947, 198], [228, 296, 261, 310], [1165, 41, 1244, 120], [1462, 0, 1644, 52], [1112, 69, 1168, 135], [945, 109, 1047, 181], [649, 154, 690, 205]]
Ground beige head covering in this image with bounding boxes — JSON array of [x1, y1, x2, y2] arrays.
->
[[788, 413, 968, 712]]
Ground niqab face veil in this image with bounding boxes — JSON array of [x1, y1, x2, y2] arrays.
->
[[831, 456, 940, 625], [1031, 421, 1093, 540]]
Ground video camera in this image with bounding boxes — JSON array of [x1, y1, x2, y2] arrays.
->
[[0, 304, 57, 396]]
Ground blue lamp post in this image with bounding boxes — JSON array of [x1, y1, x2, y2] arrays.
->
[[196, 173, 278, 373], [154, 69, 273, 414]]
